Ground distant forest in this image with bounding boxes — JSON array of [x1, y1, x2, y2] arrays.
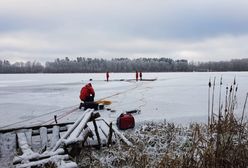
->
[[0, 57, 248, 73]]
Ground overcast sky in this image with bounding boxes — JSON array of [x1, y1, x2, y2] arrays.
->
[[0, 0, 248, 63]]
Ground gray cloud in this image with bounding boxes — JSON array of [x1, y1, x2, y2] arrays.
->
[[0, 0, 248, 63]]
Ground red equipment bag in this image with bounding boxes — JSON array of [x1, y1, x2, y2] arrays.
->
[[116, 113, 135, 130]]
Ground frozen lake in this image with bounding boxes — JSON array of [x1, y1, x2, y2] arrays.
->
[[0, 72, 248, 129]]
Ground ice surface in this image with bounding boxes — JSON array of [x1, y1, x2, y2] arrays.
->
[[0, 72, 248, 129]]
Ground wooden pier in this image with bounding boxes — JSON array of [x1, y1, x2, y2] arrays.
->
[[0, 108, 132, 168]]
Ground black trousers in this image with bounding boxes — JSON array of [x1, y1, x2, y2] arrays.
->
[[84, 95, 94, 102], [79, 96, 95, 109]]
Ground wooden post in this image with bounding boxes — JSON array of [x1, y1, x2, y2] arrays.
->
[[92, 118, 101, 149], [51, 109, 93, 152], [50, 125, 60, 149], [39, 127, 48, 153], [107, 122, 113, 147], [112, 126, 133, 146], [23, 129, 32, 147], [54, 115, 58, 124]]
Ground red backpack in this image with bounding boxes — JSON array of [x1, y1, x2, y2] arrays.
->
[[116, 113, 135, 130]]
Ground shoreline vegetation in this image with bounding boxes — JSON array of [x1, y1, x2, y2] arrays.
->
[[1, 57, 248, 73], [75, 79, 248, 168]]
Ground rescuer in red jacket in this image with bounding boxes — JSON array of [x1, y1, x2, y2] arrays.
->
[[106, 71, 109, 82], [139, 71, 142, 81], [136, 71, 138, 81], [79, 83, 95, 102]]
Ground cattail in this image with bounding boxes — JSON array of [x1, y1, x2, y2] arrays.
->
[[227, 85, 233, 113], [230, 77, 237, 113], [209, 78, 212, 88], [224, 86, 228, 117], [208, 78, 211, 127], [211, 77, 216, 125], [233, 84, 238, 111], [218, 76, 223, 120]]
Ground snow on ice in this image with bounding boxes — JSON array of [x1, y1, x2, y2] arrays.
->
[[0, 72, 248, 129]]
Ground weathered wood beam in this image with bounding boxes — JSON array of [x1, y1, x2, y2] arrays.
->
[[13, 148, 64, 164], [67, 110, 97, 140], [62, 127, 93, 146], [16, 132, 35, 156], [16, 154, 74, 168], [50, 125, 60, 149], [32, 125, 68, 136], [39, 127, 48, 153], [97, 118, 133, 146], [92, 118, 101, 149], [51, 109, 94, 152], [107, 122, 113, 147], [0, 122, 74, 134], [112, 126, 133, 146], [24, 129, 32, 146]]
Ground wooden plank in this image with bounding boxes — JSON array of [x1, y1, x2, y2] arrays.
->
[[92, 118, 101, 149], [0, 121, 74, 134], [51, 109, 93, 152], [16, 154, 72, 168], [57, 161, 77, 168], [83, 120, 112, 147], [112, 126, 133, 146], [25, 129, 32, 146], [50, 125, 60, 149], [32, 125, 68, 136], [68, 109, 94, 139], [62, 127, 93, 146], [39, 127, 48, 153], [13, 132, 40, 164], [13, 148, 64, 164], [98, 119, 133, 146], [17, 132, 34, 156], [140, 78, 157, 81]]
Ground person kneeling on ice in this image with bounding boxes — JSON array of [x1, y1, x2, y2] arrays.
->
[[79, 83, 95, 109]]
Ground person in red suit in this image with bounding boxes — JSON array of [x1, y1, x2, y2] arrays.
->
[[106, 71, 109, 82], [79, 83, 95, 102], [136, 71, 138, 81]]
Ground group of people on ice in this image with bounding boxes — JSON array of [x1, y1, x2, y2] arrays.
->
[[135, 71, 142, 81], [106, 71, 143, 82], [79, 71, 143, 105]]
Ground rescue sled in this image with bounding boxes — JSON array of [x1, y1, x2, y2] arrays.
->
[[79, 100, 112, 110]]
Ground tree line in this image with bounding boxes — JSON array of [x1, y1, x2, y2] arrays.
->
[[0, 57, 247, 73]]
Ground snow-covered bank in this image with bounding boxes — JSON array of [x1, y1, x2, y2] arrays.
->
[[0, 72, 248, 129]]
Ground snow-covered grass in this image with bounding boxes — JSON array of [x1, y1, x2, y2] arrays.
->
[[75, 114, 248, 168]]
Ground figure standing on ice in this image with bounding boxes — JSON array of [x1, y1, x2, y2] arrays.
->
[[79, 83, 95, 103], [136, 71, 139, 81], [139, 71, 142, 81], [106, 71, 109, 82]]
